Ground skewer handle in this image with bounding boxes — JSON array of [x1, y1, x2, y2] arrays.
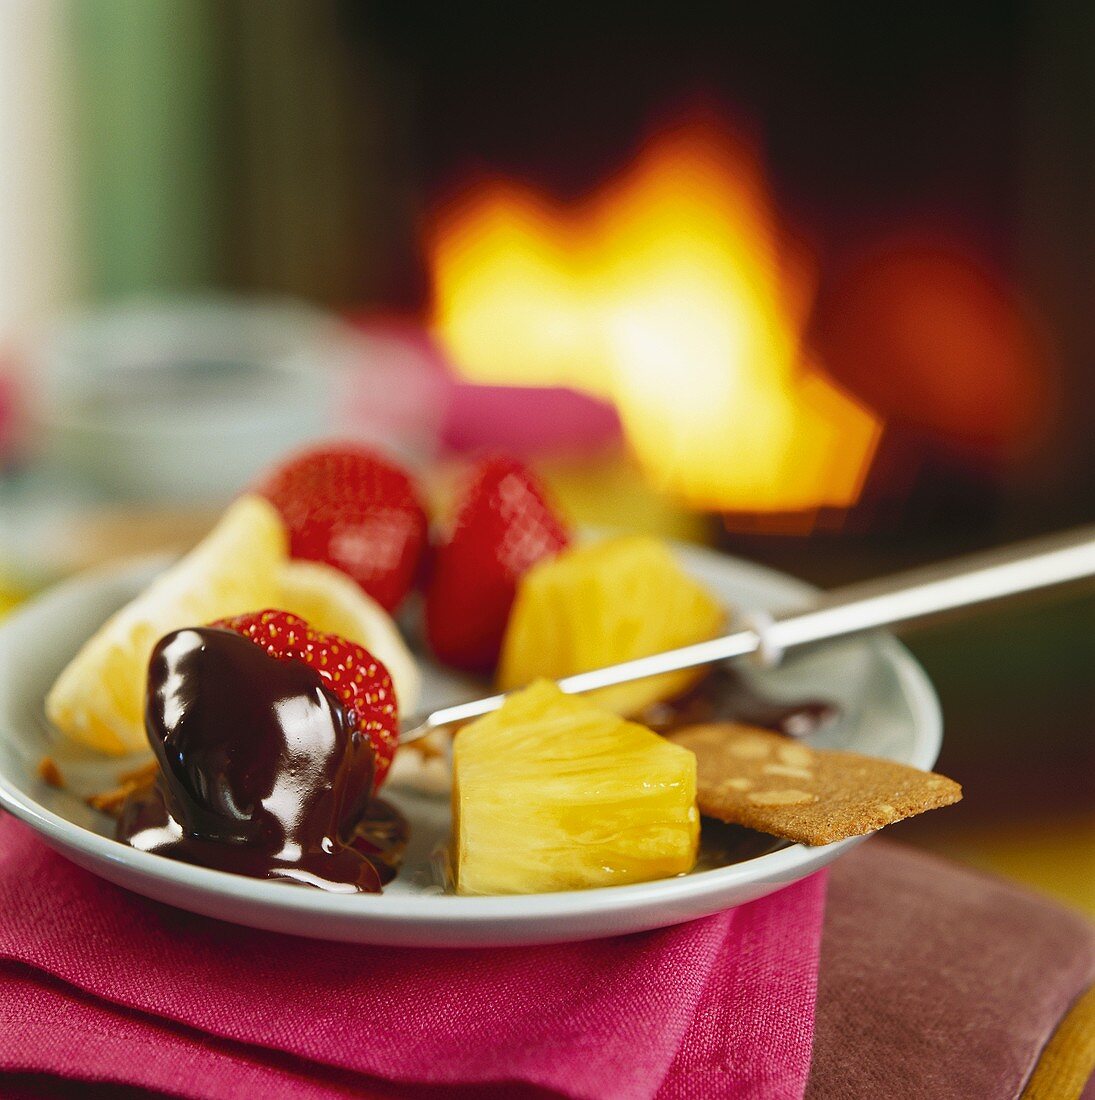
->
[[410, 525, 1095, 737]]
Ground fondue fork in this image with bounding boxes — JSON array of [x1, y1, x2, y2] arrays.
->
[[398, 524, 1095, 744]]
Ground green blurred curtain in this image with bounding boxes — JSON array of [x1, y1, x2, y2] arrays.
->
[[66, 0, 414, 307], [68, 0, 222, 296]]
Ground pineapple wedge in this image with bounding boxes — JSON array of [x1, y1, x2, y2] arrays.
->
[[497, 535, 724, 716], [453, 680, 699, 895]]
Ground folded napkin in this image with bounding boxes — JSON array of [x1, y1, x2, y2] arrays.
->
[[0, 815, 827, 1099], [808, 840, 1095, 1100]]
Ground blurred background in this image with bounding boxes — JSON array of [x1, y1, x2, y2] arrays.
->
[[0, 2, 1091, 911]]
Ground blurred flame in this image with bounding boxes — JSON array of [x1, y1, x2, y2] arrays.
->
[[428, 114, 883, 517], [814, 234, 1052, 460]]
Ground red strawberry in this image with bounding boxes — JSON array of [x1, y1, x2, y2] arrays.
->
[[425, 456, 570, 673], [213, 610, 399, 789], [258, 444, 428, 612]]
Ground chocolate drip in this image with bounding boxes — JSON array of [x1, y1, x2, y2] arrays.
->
[[116, 628, 406, 892]]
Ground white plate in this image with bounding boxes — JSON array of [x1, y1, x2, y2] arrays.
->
[[0, 547, 941, 947]]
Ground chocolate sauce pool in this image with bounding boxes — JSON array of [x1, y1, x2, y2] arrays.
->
[[643, 665, 837, 739], [116, 628, 406, 893]]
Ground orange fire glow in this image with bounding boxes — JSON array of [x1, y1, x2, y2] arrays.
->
[[427, 115, 883, 516]]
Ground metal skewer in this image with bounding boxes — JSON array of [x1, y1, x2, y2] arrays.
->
[[399, 524, 1095, 745]]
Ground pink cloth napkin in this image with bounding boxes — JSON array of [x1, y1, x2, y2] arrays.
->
[[0, 815, 827, 1099]]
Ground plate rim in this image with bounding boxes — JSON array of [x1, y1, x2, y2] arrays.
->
[[0, 547, 942, 933]]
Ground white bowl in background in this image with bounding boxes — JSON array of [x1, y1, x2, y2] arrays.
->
[[24, 297, 347, 502]]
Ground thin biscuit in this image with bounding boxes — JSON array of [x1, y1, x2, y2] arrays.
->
[[666, 722, 961, 845]]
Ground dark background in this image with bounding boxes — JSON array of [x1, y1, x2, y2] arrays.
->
[[206, 2, 1094, 524]]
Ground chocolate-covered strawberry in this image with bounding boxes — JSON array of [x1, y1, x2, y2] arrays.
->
[[118, 611, 405, 893]]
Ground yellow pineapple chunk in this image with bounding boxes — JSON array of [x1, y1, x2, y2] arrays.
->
[[453, 680, 699, 895], [498, 535, 724, 715]]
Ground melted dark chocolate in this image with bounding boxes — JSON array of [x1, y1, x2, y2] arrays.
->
[[116, 628, 406, 893], [645, 666, 837, 738]]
